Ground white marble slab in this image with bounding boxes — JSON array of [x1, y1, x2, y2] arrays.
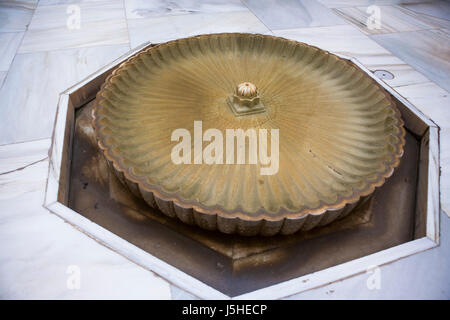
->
[[0, 0, 37, 32], [0, 32, 24, 71], [0, 139, 171, 299], [317, 0, 435, 8], [394, 81, 450, 129], [275, 24, 394, 60], [125, 0, 247, 19], [242, 0, 347, 30], [0, 138, 50, 174], [29, 0, 126, 30], [0, 151, 49, 201], [274, 24, 428, 88], [334, 5, 448, 35], [19, 0, 129, 53], [0, 44, 130, 145], [372, 28, 450, 92], [127, 10, 271, 48], [400, 0, 450, 23]]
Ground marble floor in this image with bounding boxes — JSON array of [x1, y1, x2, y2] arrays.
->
[[0, 0, 449, 299]]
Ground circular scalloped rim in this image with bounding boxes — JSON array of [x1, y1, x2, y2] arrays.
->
[[92, 32, 405, 226]]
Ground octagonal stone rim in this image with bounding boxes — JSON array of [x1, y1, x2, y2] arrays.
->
[[43, 40, 440, 299]]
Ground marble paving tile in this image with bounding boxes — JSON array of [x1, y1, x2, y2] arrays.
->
[[242, 0, 347, 30], [0, 0, 37, 32], [0, 138, 50, 174], [274, 24, 428, 88], [400, 0, 450, 22], [394, 81, 450, 129], [19, 1, 129, 53], [334, 5, 448, 35], [371, 29, 450, 92], [0, 141, 171, 299], [0, 153, 49, 201], [317, 0, 434, 8], [125, 0, 247, 19], [0, 44, 130, 145], [127, 10, 271, 48], [0, 32, 24, 71], [394, 80, 449, 100]]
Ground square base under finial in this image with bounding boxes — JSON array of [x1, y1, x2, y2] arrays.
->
[[227, 94, 266, 116]]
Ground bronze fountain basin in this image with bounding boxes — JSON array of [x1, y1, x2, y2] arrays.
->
[[93, 33, 405, 236]]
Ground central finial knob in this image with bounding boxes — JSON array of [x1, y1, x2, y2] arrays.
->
[[237, 82, 257, 98], [227, 82, 266, 116]]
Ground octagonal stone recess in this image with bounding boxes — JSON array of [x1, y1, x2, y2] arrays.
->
[[44, 38, 440, 299]]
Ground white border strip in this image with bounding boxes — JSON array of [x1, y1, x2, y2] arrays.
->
[[427, 126, 440, 243], [45, 93, 70, 207]]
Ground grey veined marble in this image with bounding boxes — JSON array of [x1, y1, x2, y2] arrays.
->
[[242, 0, 347, 30], [0, 32, 24, 71], [125, 0, 247, 19]]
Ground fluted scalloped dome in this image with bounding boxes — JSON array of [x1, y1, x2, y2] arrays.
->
[[93, 33, 405, 235], [237, 82, 257, 98]]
